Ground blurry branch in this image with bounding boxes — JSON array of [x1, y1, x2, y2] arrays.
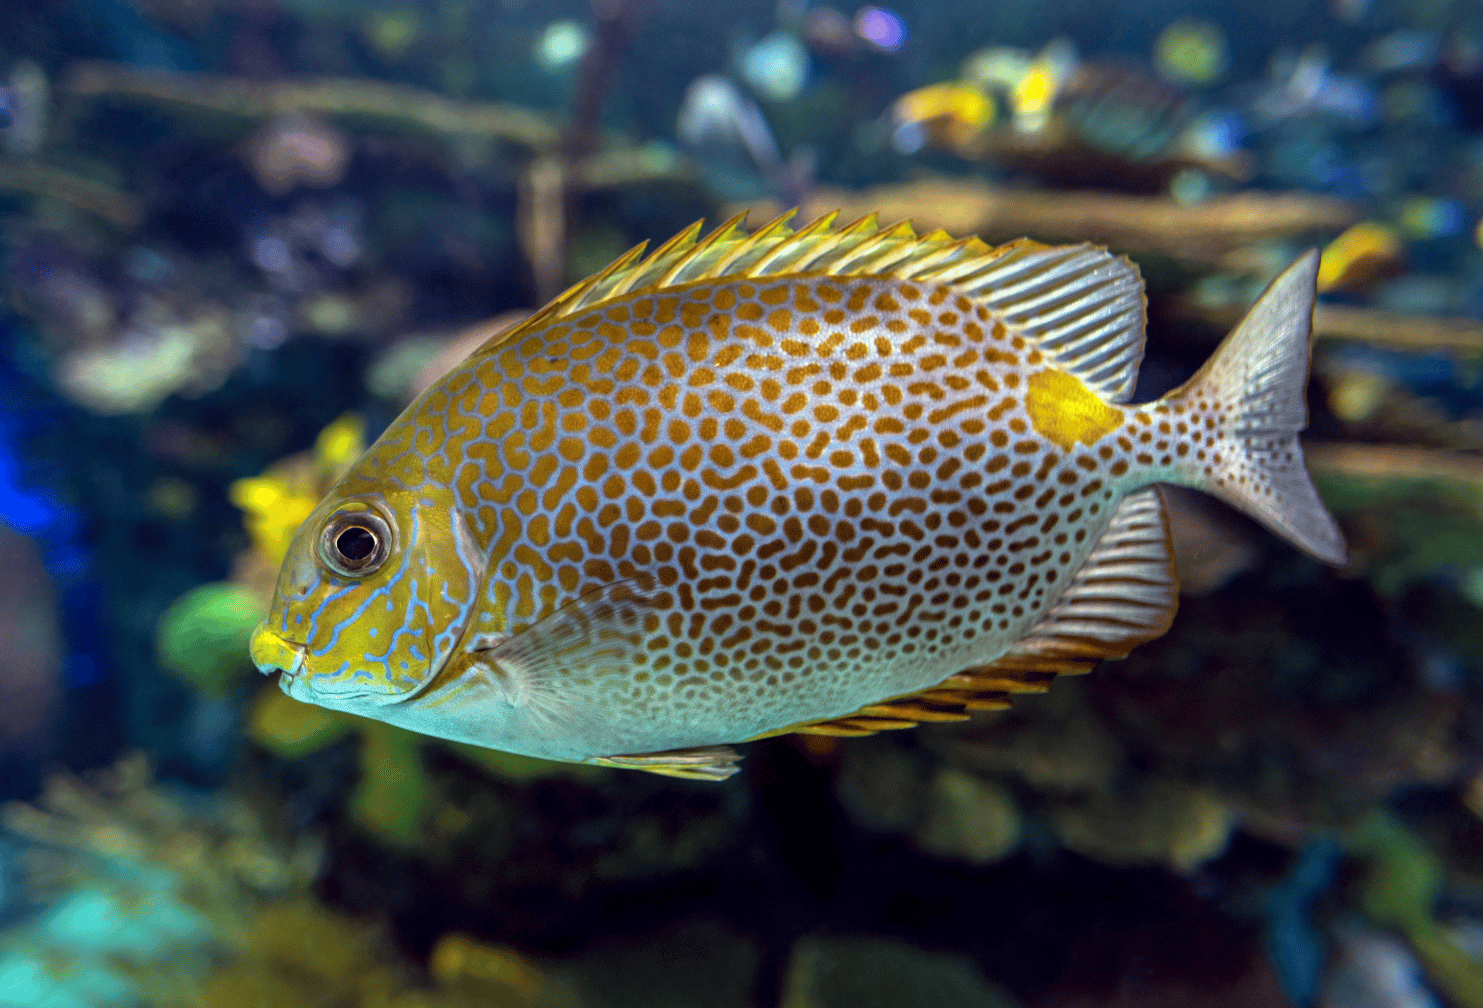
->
[[0, 162, 140, 228], [64, 60, 689, 189], [515, 0, 651, 304], [66, 61, 560, 149], [1178, 301, 1483, 357], [733, 178, 1357, 269], [564, 0, 647, 160], [1306, 443, 1483, 490], [64, 58, 688, 303], [518, 156, 567, 306], [1311, 305, 1483, 357]]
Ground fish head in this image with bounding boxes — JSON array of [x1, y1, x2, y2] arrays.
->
[[249, 480, 482, 714]]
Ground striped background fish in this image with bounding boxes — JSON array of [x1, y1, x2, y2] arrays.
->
[[249, 211, 1346, 779]]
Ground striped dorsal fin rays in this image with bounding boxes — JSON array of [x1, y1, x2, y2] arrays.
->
[[752, 488, 1178, 742], [957, 239, 1148, 404]]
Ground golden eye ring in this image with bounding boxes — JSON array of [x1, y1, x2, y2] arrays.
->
[[319, 509, 393, 577]]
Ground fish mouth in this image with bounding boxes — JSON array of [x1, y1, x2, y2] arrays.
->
[[249, 624, 306, 681]]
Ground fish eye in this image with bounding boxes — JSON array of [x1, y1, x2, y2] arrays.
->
[[319, 509, 392, 577]]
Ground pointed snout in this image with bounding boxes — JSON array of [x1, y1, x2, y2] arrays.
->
[[249, 624, 306, 678]]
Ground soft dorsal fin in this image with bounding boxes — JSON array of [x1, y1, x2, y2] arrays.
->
[[757, 487, 1178, 740], [469, 212, 1145, 397], [960, 239, 1147, 403]]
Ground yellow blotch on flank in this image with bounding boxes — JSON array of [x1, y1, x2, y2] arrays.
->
[[1024, 368, 1123, 451]]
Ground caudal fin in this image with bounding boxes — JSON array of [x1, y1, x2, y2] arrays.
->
[[1163, 250, 1347, 566]]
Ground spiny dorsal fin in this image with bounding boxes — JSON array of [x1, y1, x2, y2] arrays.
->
[[469, 210, 1005, 356], [753, 488, 1177, 742], [472, 212, 1147, 399], [1009, 486, 1179, 662]]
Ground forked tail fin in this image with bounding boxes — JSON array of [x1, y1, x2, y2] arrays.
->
[[1161, 250, 1347, 566]]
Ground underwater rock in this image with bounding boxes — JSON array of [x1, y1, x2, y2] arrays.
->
[[780, 934, 1020, 1008], [1043, 779, 1231, 872], [564, 916, 759, 1008], [842, 683, 1235, 870], [836, 739, 1022, 865], [835, 734, 931, 834], [924, 680, 1123, 795], [912, 768, 1021, 866]]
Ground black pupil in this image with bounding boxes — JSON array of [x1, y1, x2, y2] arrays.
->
[[336, 526, 377, 563]]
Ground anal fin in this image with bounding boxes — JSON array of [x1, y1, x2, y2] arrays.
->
[[1007, 485, 1180, 664], [756, 487, 1179, 742], [590, 745, 742, 781]]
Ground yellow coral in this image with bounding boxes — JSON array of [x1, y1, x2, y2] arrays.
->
[[229, 413, 366, 565], [431, 934, 548, 1002]]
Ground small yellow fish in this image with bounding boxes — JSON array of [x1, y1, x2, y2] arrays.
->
[[249, 212, 1345, 780]]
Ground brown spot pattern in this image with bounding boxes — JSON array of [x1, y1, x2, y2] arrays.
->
[[341, 274, 1135, 739]]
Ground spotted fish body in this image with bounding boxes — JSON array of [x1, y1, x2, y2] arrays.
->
[[250, 212, 1346, 780]]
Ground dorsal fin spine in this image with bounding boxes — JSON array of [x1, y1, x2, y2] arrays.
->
[[899, 235, 986, 280], [654, 214, 740, 289], [852, 222, 931, 274], [563, 243, 650, 314], [819, 215, 882, 275], [745, 211, 839, 277], [613, 220, 706, 298], [710, 210, 798, 279], [497, 211, 1143, 403]]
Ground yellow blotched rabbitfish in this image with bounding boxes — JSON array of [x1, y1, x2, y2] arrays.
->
[[249, 211, 1346, 780]]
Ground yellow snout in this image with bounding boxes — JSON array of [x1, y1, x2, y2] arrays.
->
[[250, 624, 306, 677]]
